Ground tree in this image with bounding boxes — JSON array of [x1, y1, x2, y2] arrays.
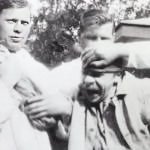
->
[[28, 0, 150, 68]]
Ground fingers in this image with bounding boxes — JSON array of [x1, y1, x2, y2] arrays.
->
[[81, 47, 94, 58], [55, 120, 68, 140], [25, 98, 44, 109], [30, 117, 57, 130], [26, 95, 45, 104], [82, 53, 97, 69], [42, 117, 57, 125], [24, 98, 46, 117], [87, 60, 107, 68], [25, 99, 46, 114], [25, 105, 45, 114], [81, 48, 105, 69], [29, 111, 48, 119], [81, 49, 95, 65]]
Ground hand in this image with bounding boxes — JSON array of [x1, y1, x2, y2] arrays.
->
[[24, 94, 72, 119], [81, 41, 129, 69], [29, 116, 57, 131]]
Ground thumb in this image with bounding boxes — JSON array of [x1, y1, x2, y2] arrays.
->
[[87, 60, 107, 68]]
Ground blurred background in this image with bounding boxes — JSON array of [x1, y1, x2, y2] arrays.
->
[[27, 0, 150, 68]]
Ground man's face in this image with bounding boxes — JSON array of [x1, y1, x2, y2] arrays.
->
[[82, 70, 115, 103], [80, 26, 102, 49], [0, 7, 31, 52], [81, 22, 115, 103], [79, 22, 113, 49]]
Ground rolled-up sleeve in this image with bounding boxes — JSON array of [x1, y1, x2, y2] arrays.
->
[[127, 41, 150, 68], [16, 50, 82, 98]]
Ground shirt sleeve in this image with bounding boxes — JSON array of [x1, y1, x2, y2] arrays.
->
[[126, 41, 150, 68], [15, 50, 82, 98], [49, 58, 83, 97], [139, 78, 150, 125]]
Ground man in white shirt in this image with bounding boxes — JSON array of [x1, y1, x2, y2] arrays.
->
[[0, 0, 72, 149]]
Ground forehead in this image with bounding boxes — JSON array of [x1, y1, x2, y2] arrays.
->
[[81, 26, 101, 36], [81, 22, 113, 39], [99, 23, 113, 39], [0, 7, 31, 21]]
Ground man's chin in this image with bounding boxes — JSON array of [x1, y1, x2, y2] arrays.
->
[[7, 44, 22, 52]]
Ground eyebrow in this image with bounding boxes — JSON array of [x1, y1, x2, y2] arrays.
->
[[82, 31, 111, 40], [6, 18, 17, 21], [6, 18, 30, 23]]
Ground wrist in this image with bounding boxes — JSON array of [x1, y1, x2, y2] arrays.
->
[[61, 97, 73, 116], [116, 43, 129, 67]]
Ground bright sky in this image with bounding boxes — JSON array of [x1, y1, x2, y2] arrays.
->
[[27, 0, 94, 16], [27, 0, 41, 16]]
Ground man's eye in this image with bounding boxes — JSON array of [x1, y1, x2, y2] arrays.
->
[[85, 71, 104, 77], [85, 35, 98, 40], [100, 37, 110, 40], [91, 72, 104, 77], [6, 19, 17, 24], [21, 21, 29, 25]]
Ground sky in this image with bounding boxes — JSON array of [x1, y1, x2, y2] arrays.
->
[[27, 0, 94, 16], [27, 0, 41, 16]]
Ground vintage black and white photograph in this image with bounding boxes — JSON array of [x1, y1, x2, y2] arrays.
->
[[1, 0, 150, 150]]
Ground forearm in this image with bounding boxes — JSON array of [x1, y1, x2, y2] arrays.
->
[[115, 44, 129, 67], [17, 50, 82, 98], [120, 41, 150, 68], [110, 41, 150, 68], [54, 99, 73, 141], [49, 58, 82, 97], [60, 97, 73, 116], [46, 93, 73, 117]]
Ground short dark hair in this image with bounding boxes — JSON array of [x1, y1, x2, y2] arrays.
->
[[0, 0, 29, 13], [79, 9, 110, 34]]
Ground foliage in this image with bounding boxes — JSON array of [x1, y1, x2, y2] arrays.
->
[[108, 0, 150, 26], [28, 0, 150, 67]]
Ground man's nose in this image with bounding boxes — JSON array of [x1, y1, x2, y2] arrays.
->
[[14, 22, 22, 33], [83, 75, 95, 86]]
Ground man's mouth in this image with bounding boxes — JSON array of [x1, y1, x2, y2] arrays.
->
[[86, 89, 100, 95], [82, 84, 105, 103], [10, 36, 23, 42], [85, 89, 102, 103]]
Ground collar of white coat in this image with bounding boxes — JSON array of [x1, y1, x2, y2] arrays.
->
[[115, 71, 139, 96], [105, 72, 138, 108]]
